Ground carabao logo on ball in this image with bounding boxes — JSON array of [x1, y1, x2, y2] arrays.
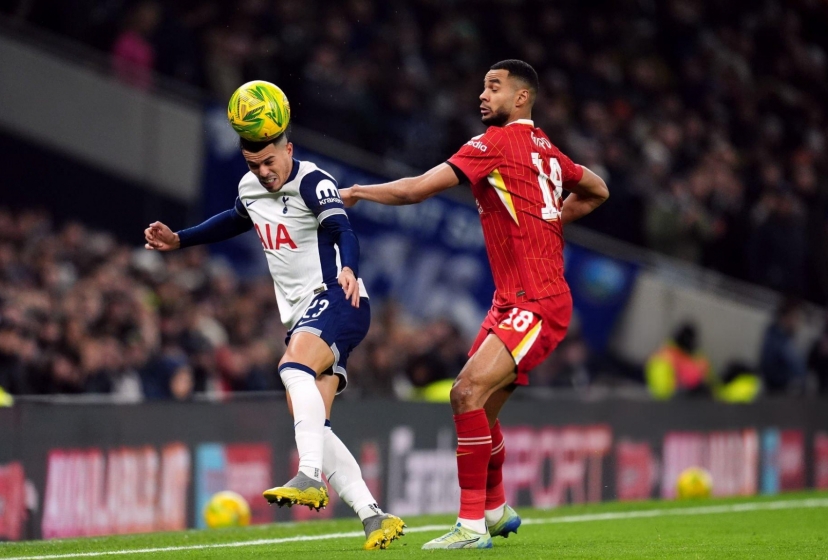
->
[[228, 80, 291, 142]]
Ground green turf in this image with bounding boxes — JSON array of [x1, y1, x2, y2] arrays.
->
[[2, 492, 827, 559]]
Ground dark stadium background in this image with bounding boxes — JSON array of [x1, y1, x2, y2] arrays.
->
[[0, 0, 826, 543]]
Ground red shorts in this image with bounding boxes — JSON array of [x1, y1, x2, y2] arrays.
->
[[468, 291, 573, 385]]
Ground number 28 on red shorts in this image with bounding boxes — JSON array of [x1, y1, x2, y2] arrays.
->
[[468, 291, 572, 385]]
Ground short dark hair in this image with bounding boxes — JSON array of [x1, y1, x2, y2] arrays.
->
[[489, 59, 539, 97], [238, 124, 291, 153]]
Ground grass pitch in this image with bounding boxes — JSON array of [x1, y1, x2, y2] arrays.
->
[[1, 492, 826, 559]]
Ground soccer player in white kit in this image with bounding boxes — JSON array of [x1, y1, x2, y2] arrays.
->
[[143, 131, 405, 549]]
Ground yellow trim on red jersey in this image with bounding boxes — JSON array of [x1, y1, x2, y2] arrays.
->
[[487, 169, 519, 225], [511, 320, 543, 365]]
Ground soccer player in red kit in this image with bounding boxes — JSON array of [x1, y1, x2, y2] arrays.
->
[[342, 60, 609, 549]]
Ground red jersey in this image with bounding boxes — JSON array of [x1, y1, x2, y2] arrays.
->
[[447, 119, 583, 307]]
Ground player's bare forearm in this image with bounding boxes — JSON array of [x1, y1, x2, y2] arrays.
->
[[350, 176, 421, 205], [561, 166, 609, 225], [346, 164, 459, 206]]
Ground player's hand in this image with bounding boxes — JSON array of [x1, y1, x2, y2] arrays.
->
[[340, 186, 358, 208], [144, 221, 180, 251], [338, 267, 360, 308]]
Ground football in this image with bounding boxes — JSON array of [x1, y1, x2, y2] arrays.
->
[[203, 490, 251, 529], [676, 467, 713, 499], [227, 80, 291, 142]]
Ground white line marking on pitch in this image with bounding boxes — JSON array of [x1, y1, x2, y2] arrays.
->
[[3, 498, 827, 559]]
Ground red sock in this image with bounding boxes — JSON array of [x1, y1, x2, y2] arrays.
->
[[454, 409, 491, 521], [486, 420, 506, 510]]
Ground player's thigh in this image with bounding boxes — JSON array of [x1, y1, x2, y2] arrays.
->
[[280, 331, 336, 374], [453, 333, 517, 405]]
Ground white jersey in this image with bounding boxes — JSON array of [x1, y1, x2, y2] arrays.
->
[[237, 159, 368, 329]]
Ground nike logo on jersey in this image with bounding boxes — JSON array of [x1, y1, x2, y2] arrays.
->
[[245, 200, 258, 207]]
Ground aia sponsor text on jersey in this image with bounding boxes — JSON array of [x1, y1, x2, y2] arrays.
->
[[254, 222, 297, 250]]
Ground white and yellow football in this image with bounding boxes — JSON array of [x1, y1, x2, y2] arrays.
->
[[203, 490, 251, 529], [227, 80, 291, 142], [676, 467, 713, 499]]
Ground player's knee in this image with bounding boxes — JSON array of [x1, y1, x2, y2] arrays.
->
[[279, 362, 317, 391], [449, 377, 480, 413]]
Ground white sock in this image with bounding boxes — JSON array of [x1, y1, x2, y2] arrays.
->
[[280, 366, 325, 481], [322, 425, 383, 521], [485, 504, 506, 526], [458, 517, 487, 534]]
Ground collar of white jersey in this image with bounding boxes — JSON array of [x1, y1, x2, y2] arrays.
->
[[506, 119, 534, 127], [285, 158, 301, 184]]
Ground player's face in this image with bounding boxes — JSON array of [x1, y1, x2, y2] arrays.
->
[[242, 141, 294, 192], [480, 70, 521, 126]]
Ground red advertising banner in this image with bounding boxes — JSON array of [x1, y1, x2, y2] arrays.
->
[[615, 441, 657, 500], [502, 425, 612, 508], [815, 432, 828, 490], [0, 462, 26, 541], [662, 430, 758, 499], [224, 444, 272, 525], [778, 430, 805, 491], [41, 444, 190, 539]]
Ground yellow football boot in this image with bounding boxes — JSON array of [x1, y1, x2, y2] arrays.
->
[[362, 513, 406, 550], [263, 472, 329, 511]]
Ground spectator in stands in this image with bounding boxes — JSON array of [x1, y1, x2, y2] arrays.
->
[[141, 352, 193, 401], [645, 322, 712, 399], [759, 299, 808, 395], [111, 1, 160, 90], [0, 317, 29, 395], [645, 178, 716, 263], [214, 345, 272, 393], [748, 191, 807, 295]]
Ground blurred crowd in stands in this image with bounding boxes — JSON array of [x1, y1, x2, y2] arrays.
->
[[9, 0, 828, 304], [0, 209, 479, 401], [0, 209, 825, 402]]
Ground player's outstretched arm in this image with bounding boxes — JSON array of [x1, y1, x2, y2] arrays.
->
[[144, 200, 253, 251], [561, 166, 609, 225], [342, 163, 460, 207]]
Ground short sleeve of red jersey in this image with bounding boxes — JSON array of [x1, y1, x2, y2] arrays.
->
[[447, 128, 506, 184], [555, 149, 584, 186]]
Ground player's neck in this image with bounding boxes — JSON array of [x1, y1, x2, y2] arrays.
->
[[504, 112, 532, 126]]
